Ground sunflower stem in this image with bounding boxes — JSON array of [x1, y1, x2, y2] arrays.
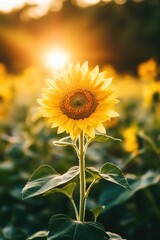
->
[[85, 179, 97, 199], [70, 198, 79, 221], [79, 131, 86, 222]]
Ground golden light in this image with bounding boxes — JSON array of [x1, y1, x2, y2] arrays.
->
[[114, 0, 127, 4], [0, 0, 24, 13], [44, 50, 70, 69], [0, 0, 61, 14], [75, 0, 100, 8]]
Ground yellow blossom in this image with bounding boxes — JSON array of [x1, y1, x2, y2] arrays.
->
[[0, 78, 13, 119], [38, 62, 119, 139], [137, 58, 157, 81], [142, 81, 160, 107], [123, 125, 138, 153]]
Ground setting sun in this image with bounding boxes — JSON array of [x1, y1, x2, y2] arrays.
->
[[44, 50, 70, 69]]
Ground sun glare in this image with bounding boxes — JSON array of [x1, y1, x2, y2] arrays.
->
[[44, 50, 70, 69], [0, 0, 24, 12]]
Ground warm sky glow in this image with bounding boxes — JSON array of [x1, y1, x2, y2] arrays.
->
[[0, 0, 144, 13], [0, 0, 56, 13], [0, 0, 24, 12], [44, 50, 70, 69], [76, 0, 101, 7]]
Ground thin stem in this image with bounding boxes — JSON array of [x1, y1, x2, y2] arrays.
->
[[85, 179, 97, 199], [70, 198, 79, 221], [78, 131, 86, 222]]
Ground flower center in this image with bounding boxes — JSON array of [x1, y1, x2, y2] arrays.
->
[[60, 89, 98, 120]]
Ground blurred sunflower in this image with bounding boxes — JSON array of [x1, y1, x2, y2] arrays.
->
[[123, 125, 138, 153], [14, 66, 44, 104], [142, 81, 160, 107], [137, 58, 157, 81], [0, 79, 12, 119], [38, 62, 119, 139]]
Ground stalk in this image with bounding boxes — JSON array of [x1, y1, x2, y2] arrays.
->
[[70, 198, 79, 221], [78, 132, 86, 222]]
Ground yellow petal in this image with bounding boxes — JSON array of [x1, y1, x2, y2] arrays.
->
[[57, 126, 66, 134], [96, 123, 106, 134], [107, 110, 119, 118], [86, 126, 95, 138]]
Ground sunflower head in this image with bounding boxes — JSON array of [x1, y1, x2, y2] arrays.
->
[[37, 62, 119, 139]]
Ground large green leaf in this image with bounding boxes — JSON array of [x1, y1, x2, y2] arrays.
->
[[86, 162, 130, 191], [43, 182, 76, 199], [48, 214, 109, 240], [22, 165, 79, 199], [99, 170, 160, 211]]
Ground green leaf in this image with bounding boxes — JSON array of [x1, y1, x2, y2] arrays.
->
[[43, 182, 76, 199], [53, 136, 76, 147], [48, 214, 109, 240], [100, 170, 160, 211], [86, 163, 130, 191], [27, 231, 48, 239], [106, 232, 126, 240], [90, 205, 105, 221], [100, 163, 131, 191], [86, 167, 100, 179], [22, 165, 79, 199], [88, 134, 121, 144]]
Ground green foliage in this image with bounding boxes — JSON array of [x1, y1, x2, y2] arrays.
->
[[0, 226, 27, 240], [43, 183, 76, 199], [53, 137, 76, 149], [88, 134, 121, 144], [90, 205, 105, 222], [99, 170, 160, 210], [22, 165, 79, 199], [86, 162, 130, 191], [1, 62, 160, 240], [48, 214, 109, 240]]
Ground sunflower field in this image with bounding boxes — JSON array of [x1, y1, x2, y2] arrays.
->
[[0, 1, 160, 240]]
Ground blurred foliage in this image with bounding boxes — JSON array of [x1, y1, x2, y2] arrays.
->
[[0, 58, 160, 239]]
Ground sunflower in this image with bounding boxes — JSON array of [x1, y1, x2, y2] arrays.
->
[[0, 78, 12, 119], [37, 62, 119, 139]]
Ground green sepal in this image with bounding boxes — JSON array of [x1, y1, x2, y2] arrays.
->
[[86, 162, 130, 191], [43, 182, 76, 199], [88, 133, 121, 145], [53, 136, 76, 148], [90, 205, 105, 221], [48, 214, 109, 240], [27, 231, 48, 239], [22, 165, 79, 199]]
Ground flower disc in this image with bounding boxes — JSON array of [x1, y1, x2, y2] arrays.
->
[[60, 89, 98, 120]]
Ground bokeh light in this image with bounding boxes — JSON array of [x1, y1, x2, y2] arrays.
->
[[44, 49, 70, 69], [0, 0, 24, 13], [74, 0, 101, 8]]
